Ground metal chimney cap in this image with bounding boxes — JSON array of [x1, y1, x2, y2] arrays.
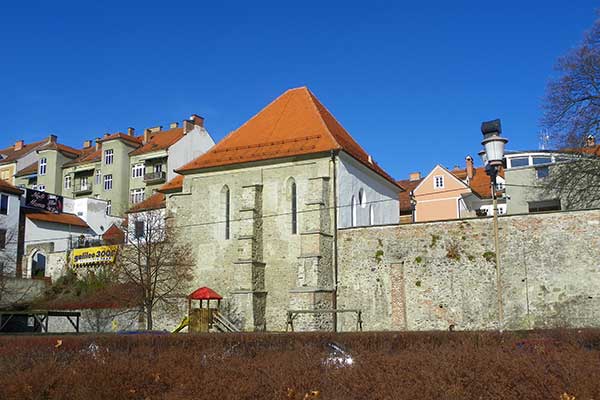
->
[[481, 119, 502, 135]]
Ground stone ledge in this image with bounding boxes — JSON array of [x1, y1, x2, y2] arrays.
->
[[232, 260, 266, 266], [300, 230, 333, 237], [289, 287, 334, 293], [297, 254, 322, 259]]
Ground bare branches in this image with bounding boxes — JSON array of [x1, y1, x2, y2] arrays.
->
[[115, 209, 193, 330]]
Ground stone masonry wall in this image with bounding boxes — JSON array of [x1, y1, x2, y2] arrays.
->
[[337, 209, 600, 331]]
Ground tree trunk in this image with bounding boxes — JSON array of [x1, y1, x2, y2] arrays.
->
[[146, 303, 153, 330]]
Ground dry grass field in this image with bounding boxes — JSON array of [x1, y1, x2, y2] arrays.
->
[[0, 329, 599, 399]]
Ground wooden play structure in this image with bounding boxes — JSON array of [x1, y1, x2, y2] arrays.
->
[[173, 287, 239, 333]]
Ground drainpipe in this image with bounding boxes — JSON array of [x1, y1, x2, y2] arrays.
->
[[330, 150, 339, 332]]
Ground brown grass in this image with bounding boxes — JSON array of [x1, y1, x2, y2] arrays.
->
[[0, 329, 599, 399]]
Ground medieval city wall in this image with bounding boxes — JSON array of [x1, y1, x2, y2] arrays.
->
[[337, 209, 600, 331]]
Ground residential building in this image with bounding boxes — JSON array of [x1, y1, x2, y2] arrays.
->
[[402, 156, 506, 223], [504, 140, 600, 214], [0, 136, 59, 186], [0, 180, 23, 276], [168, 87, 401, 331], [9, 115, 214, 217]]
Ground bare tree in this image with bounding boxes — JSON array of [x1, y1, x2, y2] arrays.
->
[[116, 209, 193, 330], [542, 16, 600, 147], [540, 15, 600, 208], [0, 229, 33, 308]]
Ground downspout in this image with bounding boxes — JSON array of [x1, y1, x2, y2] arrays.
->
[[330, 150, 339, 332]]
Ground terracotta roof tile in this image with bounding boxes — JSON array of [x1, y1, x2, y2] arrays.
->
[[63, 146, 101, 167], [158, 175, 183, 193], [397, 178, 422, 213], [14, 161, 38, 177], [97, 133, 143, 146], [0, 179, 24, 195], [0, 138, 47, 165], [27, 211, 89, 228], [129, 128, 185, 156], [450, 166, 504, 199], [37, 142, 81, 157], [127, 192, 166, 213], [177, 87, 398, 186]]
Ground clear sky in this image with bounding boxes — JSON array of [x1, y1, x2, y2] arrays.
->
[[0, 1, 597, 179]]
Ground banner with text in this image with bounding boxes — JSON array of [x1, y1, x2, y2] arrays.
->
[[71, 245, 119, 267]]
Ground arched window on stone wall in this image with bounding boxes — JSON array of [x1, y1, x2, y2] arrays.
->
[[31, 250, 46, 278], [351, 195, 357, 227], [289, 179, 298, 235], [221, 185, 231, 240], [369, 204, 375, 226]]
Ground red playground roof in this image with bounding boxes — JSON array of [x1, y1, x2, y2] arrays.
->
[[188, 287, 223, 300]]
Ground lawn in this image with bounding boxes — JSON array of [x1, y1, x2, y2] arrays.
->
[[0, 329, 599, 399]]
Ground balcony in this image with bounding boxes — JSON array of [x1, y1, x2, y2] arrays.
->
[[143, 171, 166, 184], [73, 183, 93, 195]]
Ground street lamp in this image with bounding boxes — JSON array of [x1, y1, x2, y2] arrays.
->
[[480, 118, 508, 332]]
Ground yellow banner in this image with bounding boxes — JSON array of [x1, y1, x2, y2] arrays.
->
[[71, 245, 119, 267]]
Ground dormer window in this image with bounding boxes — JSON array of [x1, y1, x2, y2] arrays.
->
[[434, 175, 444, 189]]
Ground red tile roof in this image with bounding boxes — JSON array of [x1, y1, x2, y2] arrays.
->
[[0, 138, 47, 165], [450, 166, 504, 199], [127, 192, 166, 213], [396, 178, 422, 213], [177, 87, 398, 186], [27, 211, 89, 228], [158, 175, 183, 193], [14, 162, 38, 177], [129, 127, 185, 156], [97, 133, 143, 146], [63, 146, 101, 167], [0, 179, 24, 195], [37, 142, 81, 158]]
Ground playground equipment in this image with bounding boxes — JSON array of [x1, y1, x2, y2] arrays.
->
[[173, 287, 239, 333]]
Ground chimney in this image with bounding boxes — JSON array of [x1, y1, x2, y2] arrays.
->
[[147, 126, 162, 133], [104, 132, 110, 138], [47, 134, 57, 144], [144, 129, 151, 144], [83, 140, 92, 149], [95, 138, 101, 151], [127, 127, 135, 136], [190, 114, 204, 127], [183, 119, 194, 134], [368, 155, 373, 164], [170, 122, 179, 129], [466, 156, 474, 180], [409, 172, 421, 181], [14, 140, 24, 151], [587, 134, 596, 147]]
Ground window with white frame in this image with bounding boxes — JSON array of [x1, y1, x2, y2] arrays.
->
[[95, 170, 102, 185], [154, 164, 162, 173], [106, 200, 111, 215], [103, 174, 112, 191], [434, 175, 444, 189], [130, 188, 145, 204], [64, 175, 71, 190], [104, 149, 113, 165], [134, 220, 145, 239], [80, 176, 90, 190], [131, 164, 144, 179], [39, 158, 47, 175]]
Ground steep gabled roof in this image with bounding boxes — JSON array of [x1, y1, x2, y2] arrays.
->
[[450, 166, 504, 199], [397, 178, 422, 213], [129, 127, 185, 156], [63, 146, 101, 167], [177, 87, 398, 186], [97, 132, 143, 146], [0, 179, 24, 195]]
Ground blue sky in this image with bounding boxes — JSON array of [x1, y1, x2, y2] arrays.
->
[[0, 1, 596, 179]]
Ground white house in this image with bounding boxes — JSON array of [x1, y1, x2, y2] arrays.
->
[[0, 180, 23, 276]]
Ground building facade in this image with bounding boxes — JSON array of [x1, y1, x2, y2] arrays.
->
[[0, 180, 23, 276], [168, 87, 401, 331]]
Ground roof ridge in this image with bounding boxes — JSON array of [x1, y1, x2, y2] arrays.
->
[[304, 88, 343, 149]]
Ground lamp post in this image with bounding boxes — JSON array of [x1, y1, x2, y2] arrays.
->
[[480, 119, 508, 332]]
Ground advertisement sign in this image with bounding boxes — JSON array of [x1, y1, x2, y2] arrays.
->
[[25, 189, 63, 213], [71, 245, 119, 267]]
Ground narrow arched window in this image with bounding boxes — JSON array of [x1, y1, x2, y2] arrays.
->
[[351, 195, 357, 227], [291, 181, 298, 234], [369, 205, 374, 225], [222, 185, 230, 240], [359, 188, 366, 208]]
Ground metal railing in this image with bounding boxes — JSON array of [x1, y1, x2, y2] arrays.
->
[[143, 171, 166, 183], [73, 183, 93, 195]]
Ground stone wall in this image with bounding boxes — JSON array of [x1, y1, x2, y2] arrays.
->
[[337, 209, 600, 331]]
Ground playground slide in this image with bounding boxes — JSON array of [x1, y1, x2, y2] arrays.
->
[[172, 316, 189, 333]]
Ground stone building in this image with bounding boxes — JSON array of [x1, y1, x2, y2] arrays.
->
[[167, 87, 401, 331]]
